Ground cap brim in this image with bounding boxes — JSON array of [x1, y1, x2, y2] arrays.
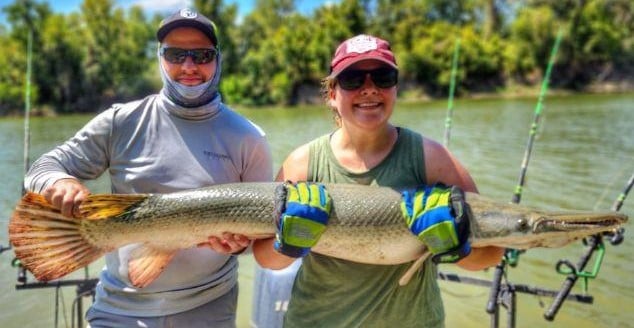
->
[[329, 56, 398, 78], [157, 20, 217, 45]]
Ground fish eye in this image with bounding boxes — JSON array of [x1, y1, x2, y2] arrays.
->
[[517, 218, 529, 231]]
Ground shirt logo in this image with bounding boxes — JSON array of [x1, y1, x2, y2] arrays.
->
[[203, 150, 231, 161]]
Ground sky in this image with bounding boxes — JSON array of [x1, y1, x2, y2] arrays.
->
[[0, 0, 335, 26]]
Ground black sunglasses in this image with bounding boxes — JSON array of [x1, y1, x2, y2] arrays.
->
[[336, 67, 398, 90], [160, 47, 217, 65]]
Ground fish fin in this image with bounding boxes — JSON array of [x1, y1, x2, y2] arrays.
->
[[9, 192, 106, 282], [128, 246, 176, 288], [79, 194, 149, 220], [398, 251, 432, 286]]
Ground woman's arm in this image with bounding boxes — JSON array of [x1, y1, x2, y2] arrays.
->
[[252, 144, 311, 269], [423, 137, 504, 270]]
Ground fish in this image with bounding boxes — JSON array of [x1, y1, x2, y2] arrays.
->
[[9, 182, 627, 288]]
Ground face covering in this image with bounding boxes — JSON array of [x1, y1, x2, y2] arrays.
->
[[158, 48, 223, 108]]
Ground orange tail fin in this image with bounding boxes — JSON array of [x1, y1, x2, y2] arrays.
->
[[8, 192, 105, 282]]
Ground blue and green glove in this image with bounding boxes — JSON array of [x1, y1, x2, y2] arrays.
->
[[274, 182, 332, 258], [401, 184, 472, 263]]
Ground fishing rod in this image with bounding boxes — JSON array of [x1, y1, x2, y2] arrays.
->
[[487, 27, 564, 328], [543, 172, 632, 321], [433, 29, 596, 326], [437, 272, 593, 303], [4, 21, 98, 328], [611, 172, 634, 212], [511, 28, 563, 205], [430, 28, 596, 326], [12, 22, 34, 288], [443, 38, 461, 147], [23, 25, 33, 194], [0, 20, 34, 257]]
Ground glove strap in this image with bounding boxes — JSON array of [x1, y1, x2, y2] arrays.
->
[[433, 185, 472, 263], [274, 239, 310, 257], [449, 186, 471, 245], [432, 242, 472, 264]]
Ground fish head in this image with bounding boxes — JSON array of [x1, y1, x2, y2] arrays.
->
[[468, 193, 628, 250], [523, 210, 628, 248]]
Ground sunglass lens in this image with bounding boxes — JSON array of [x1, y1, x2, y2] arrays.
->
[[337, 71, 366, 90], [337, 68, 398, 90], [371, 68, 398, 88], [162, 48, 216, 64], [163, 48, 187, 63], [192, 49, 216, 64]]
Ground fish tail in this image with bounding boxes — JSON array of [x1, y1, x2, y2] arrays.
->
[[9, 192, 104, 281]]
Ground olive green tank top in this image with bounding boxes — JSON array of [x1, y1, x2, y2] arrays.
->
[[283, 127, 445, 328]]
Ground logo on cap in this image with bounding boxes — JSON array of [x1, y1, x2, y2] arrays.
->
[[345, 35, 379, 54], [179, 8, 198, 19]]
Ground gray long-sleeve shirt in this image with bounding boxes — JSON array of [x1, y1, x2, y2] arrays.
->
[[25, 91, 273, 316]]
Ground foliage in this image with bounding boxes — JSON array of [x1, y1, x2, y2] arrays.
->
[[504, 5, 558, 83], [0, 0, 632, 114], [0, 35, 33, 115]]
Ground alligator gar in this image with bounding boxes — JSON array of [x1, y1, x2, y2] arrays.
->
[[9, 182, 627, 288]]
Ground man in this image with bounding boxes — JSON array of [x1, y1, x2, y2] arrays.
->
[[24, 8, 272, 328]]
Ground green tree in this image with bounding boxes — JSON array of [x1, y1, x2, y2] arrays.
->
[[81, 0, 124, 103], [508, 0, 633, 88], [226, 0, 297, 105], [2, 0, 633, 113], [504, 5, 558, 83], [113, 6, 156, 99], [3, 0, 51, 107], [309, 0, 368, 77], [563, 0, 632, 87], [370, 0, 430, 49], [39, 13, 84, 112], [80, 0, 154, 108], [0, 35, 31, 115], [424, 0, 478, 25], [194, 0, 239, 75]]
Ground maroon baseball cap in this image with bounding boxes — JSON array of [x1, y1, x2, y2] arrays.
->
[[329, 34, 398, 77], [157, 8, 218, 46]]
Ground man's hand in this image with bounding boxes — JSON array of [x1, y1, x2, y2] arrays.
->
[[274, 182, 331, 258], [401, 184, 471, 263], [42, 178, 91, 218], [199, 232, 251, 255]]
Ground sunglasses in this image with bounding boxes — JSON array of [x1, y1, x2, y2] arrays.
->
[[336, 67, 398, 90], [160, 47, 217, 65]]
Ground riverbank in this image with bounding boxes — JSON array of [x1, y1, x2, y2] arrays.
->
[[398, 78, 634, 103], [248, 75, 634, 108], [4, 78, 634, 117]]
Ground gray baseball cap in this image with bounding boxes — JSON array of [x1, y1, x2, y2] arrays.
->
[[156, 8, 218, 45]]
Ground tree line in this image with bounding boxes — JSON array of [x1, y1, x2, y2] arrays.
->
[[0, 0, 632, 115]]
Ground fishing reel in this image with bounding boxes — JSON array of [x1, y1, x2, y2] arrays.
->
[[0, 243, 25, 284], [603, 227, 625, 245], [0, 244, 11, 254]]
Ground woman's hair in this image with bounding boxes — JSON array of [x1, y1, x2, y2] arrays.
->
[[320, 76, 341, 127]]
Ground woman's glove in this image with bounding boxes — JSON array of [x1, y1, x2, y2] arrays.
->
[[274, 182, 332, 258], [401, 184, 471, 263]]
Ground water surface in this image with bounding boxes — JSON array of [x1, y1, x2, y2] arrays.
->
[[0, 93, 632, 327]]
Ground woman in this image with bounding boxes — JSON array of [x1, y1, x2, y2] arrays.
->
[[253, 34, 503, 327]]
